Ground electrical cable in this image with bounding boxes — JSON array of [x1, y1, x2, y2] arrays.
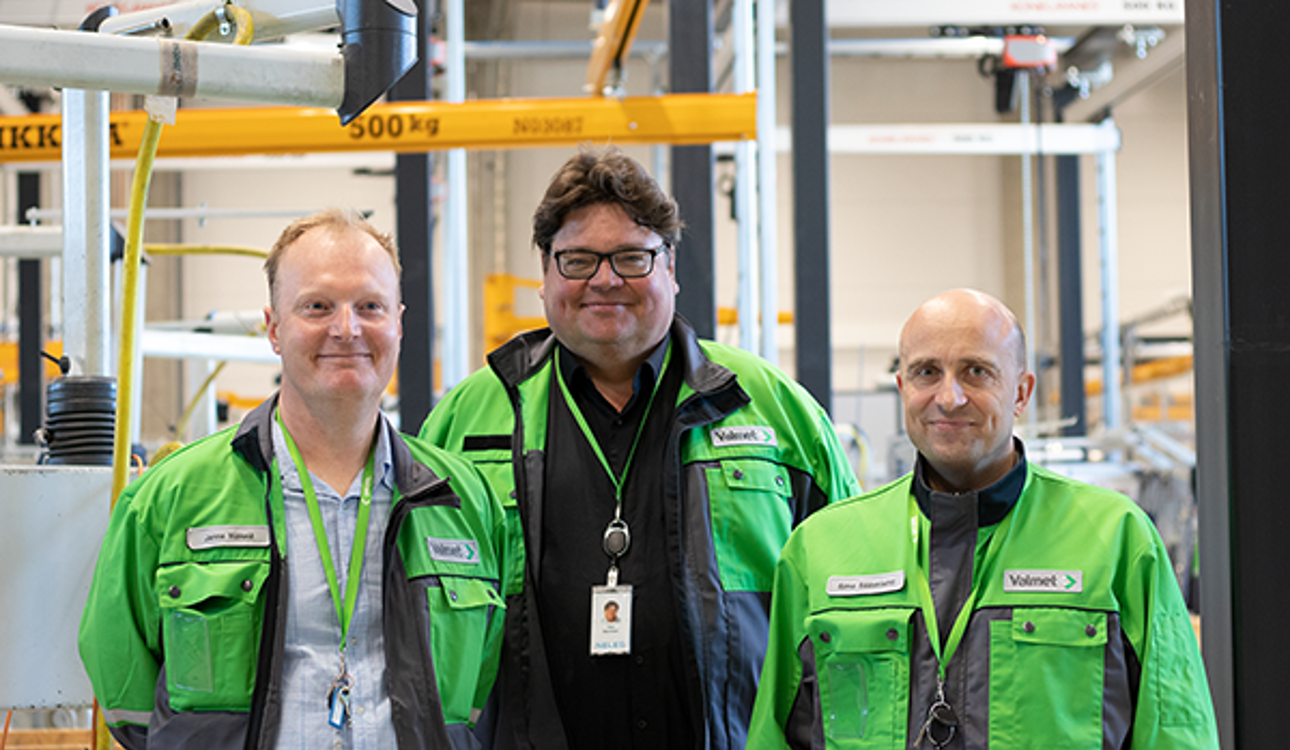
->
[[2, 709, 12, 750]]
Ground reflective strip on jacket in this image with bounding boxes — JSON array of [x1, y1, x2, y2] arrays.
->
[[420, 316, 861, 750], [747, 462, 1220, 749], [78, 396, 508, 750]]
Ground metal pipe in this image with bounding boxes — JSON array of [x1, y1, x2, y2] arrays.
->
[[0, 24, 343, 108], [756, 0, 778, 364], [459, 36, 1074, 62], [1019, 71, 1038, 424], [0, 226, 62, 258], [1097, 119, 1121, 431], [733, 0, 757, 353], [463, 39, 667, 60], [28, 206, 341, 223], [442, 0, 469, 388], [61, 88, 112, 378]]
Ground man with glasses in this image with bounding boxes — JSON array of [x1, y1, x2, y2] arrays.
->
[[421, 147, 859, 750]]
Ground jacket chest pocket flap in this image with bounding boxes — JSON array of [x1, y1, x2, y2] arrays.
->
[[426, 575, 504, 720], [156, 560, 268, 711], [806, 608, 914, 748], [706, 459, 793, 593], [988, 607, 1108, 749]]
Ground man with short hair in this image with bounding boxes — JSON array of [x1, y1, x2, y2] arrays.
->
[[80, 209, 507, 750], [747, 288, 1219, 749], [421, 148, 859, 750]]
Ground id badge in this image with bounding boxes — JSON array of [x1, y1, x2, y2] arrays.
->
[[590, 584, 632, 656]]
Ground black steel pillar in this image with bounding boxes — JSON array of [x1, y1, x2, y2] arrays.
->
[[790, 0, 832, 412], [18, 172, 42, 445], [392, 0, 435, 431], [1187, 0, 1290, 746], [669, 0, 716, 337], [1055, 154, 1086, 436]]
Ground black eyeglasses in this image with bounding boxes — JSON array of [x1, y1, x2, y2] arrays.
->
[[550, 245, 669, 280]]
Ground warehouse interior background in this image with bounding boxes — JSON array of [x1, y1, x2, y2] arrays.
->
[[1, 0, 1222, 741]]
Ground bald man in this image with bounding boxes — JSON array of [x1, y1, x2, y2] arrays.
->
[[747, 289, 1218, 749]]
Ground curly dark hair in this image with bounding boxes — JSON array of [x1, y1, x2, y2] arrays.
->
[[531, 146, 683, 258]]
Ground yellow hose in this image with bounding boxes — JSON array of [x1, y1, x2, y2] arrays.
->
[[146, 243, 268, 259], [189, 3, 255, 45], [110, 3, 256, 511], [109, 117, 163, 509]]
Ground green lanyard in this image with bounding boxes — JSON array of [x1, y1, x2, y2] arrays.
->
[[553, 344, 672, 506], [277, 408, 377, 651], [908, 495, 1014, 682]]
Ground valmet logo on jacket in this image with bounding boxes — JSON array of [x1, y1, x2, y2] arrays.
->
[[427, 537, 480, 564], [711, 426, 778, 448], [1003, 569, 1083, 593]]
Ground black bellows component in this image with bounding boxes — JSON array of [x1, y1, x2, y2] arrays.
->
[[336, 0, 419, 125], [38, 376, 117, 466]]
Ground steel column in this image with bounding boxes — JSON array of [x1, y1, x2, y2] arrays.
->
[[1187, 0, 1290, 745], [442, 0, 469, 389], [669, 0, 716, 337], [790, 0, 832, 412], [1018, 71, 1038, 423], [1055, 153, 1086, 436], [1095, 130, 1120, 433], [732, 0, 757, 353], [756, 0, 779, 364], [391, 0, 436, 430], [18, 171, 41, 445], [60, 88, 112, 378]]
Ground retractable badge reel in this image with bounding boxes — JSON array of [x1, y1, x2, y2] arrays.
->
[[590, 512, 633, 656], [917, 682, 958, 748]]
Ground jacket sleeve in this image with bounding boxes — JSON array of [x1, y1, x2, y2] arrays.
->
[[1121, 522, 1220, 749], [811, 409, 862, 506], [748, 536, 815, 750], [78, 485, 162, 749], [419, 385, 459, 449], [471, 466, 511, 720]]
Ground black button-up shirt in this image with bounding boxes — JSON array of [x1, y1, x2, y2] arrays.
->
[[536, 339, 697, 749]]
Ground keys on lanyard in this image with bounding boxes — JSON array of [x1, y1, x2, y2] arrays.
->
[[327, 660, 356, 729], [917, 680, 959, 748]]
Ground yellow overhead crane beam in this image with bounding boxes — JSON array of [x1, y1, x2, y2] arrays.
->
[[0, 93, 755, 164]]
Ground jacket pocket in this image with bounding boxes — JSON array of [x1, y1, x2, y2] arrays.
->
[[806, 608, 913, 748], [426, 575, 504, 722], [705, 459, 793, 592], [988, 608, 1106, 749], [156, 560, 268, 711]]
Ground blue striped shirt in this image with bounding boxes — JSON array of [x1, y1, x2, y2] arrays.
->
[[272, 418, 397, 750]]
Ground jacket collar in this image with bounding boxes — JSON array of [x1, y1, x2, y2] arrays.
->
[[486, 313, 739, 401], [912, 438, 1028, 528], [230, 392, 450, 503]]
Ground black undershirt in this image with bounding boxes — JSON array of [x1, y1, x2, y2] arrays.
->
[[536, 341, 697, 750]]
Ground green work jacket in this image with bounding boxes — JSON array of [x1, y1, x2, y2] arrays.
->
[[748, 459, 1219, 749], [78, 396, 508, 750], [420, 317, 860, 750]]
